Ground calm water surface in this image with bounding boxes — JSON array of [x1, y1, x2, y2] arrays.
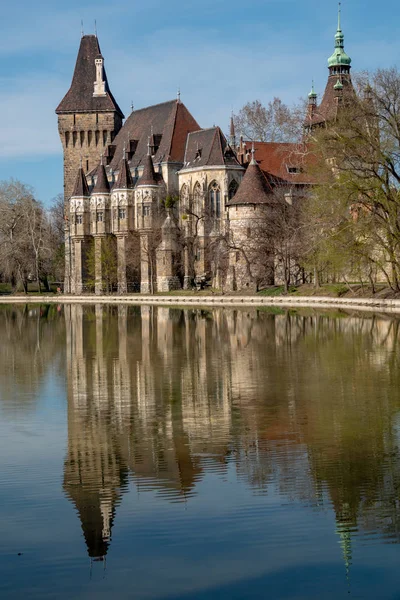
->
[[0, 304, 400, 599]]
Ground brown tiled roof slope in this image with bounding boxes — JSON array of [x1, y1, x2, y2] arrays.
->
[[72, 165, 90, 197], [56, 35, 123, 117], [93, 162, 111, 193], [109, 101, 200, 171], [307, 74, 356, 127], [250, 142, 315, 185], [227, 159, 274, 206], [183, 127, 241, 168]]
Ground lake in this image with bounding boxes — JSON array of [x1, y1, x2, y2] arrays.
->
[[0, 303, 400, 599]]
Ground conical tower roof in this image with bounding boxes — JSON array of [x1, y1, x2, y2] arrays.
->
[[71, 163, 90, 197], [93, 160, 111, 193], [227, 150, 273, 206], [115, 152, 134, 190], [137, 140, 158, 187]]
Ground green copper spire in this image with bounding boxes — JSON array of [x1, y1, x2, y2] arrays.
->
[[328, 3, 351, 69], [308, 80, 317, 99]]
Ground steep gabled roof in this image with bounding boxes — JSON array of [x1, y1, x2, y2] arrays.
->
[[71, 165, 90, 197], [109, 100, 200, 171], [56, 35, 124, 117], [183, 127, 241, 168], [93, 162, 111, 193], [227, 158, 274, 206]]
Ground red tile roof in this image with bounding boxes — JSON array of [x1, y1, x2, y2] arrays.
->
[[248, 142, 315, 185]]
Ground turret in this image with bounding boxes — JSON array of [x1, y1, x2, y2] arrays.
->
[[90, 157, 111, 236], [111, 146, 135, 234], [156, 212, 181, 291], [307, 81, 318, 120], [69, 161, 91, 238], [230, 112, 236, 149], [226, 144, 276, 291], [334, 78, 344, 103], [135, 138, 162, 231], [68, 163, 92, 293]]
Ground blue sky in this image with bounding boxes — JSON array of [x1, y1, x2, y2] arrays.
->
[[0, 0, 399, 205]]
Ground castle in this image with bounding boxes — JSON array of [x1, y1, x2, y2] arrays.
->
[[56, 7, 354, 294]]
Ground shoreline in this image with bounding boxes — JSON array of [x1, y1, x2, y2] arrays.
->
[[1, 293, 400, 314]]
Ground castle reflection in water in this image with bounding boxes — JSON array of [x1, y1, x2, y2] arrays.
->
[[61, 304, 400, 563], [2, 303, 400, 566]]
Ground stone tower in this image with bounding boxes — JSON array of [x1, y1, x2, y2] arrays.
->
[[56, 34, 124, 292], [226, 148, 276, 291], [56, 34, 124, 200]]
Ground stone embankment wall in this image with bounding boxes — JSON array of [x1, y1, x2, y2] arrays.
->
[[2, 295, 400, 314]]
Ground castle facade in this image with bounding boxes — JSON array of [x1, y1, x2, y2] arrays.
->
[[56, 9, 353, 294]]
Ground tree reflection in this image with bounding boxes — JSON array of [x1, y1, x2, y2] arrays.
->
[[0, 304, 65, 411]]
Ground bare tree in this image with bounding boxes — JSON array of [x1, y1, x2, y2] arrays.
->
[[233, 98, 306, 143]]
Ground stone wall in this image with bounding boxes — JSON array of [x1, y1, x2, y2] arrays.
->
[[58, 111, 122, 201]]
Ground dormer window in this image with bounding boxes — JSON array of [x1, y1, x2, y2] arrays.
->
[[195, 147, 202, 160], [127, 139, 138, 161], [287, 166, 303, 174], [153, 134, 162, 155]]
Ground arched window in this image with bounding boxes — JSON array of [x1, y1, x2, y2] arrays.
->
[[209, 181, 221, 218], [228, 180, 239, 200], [193, 182, 202, 216]]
